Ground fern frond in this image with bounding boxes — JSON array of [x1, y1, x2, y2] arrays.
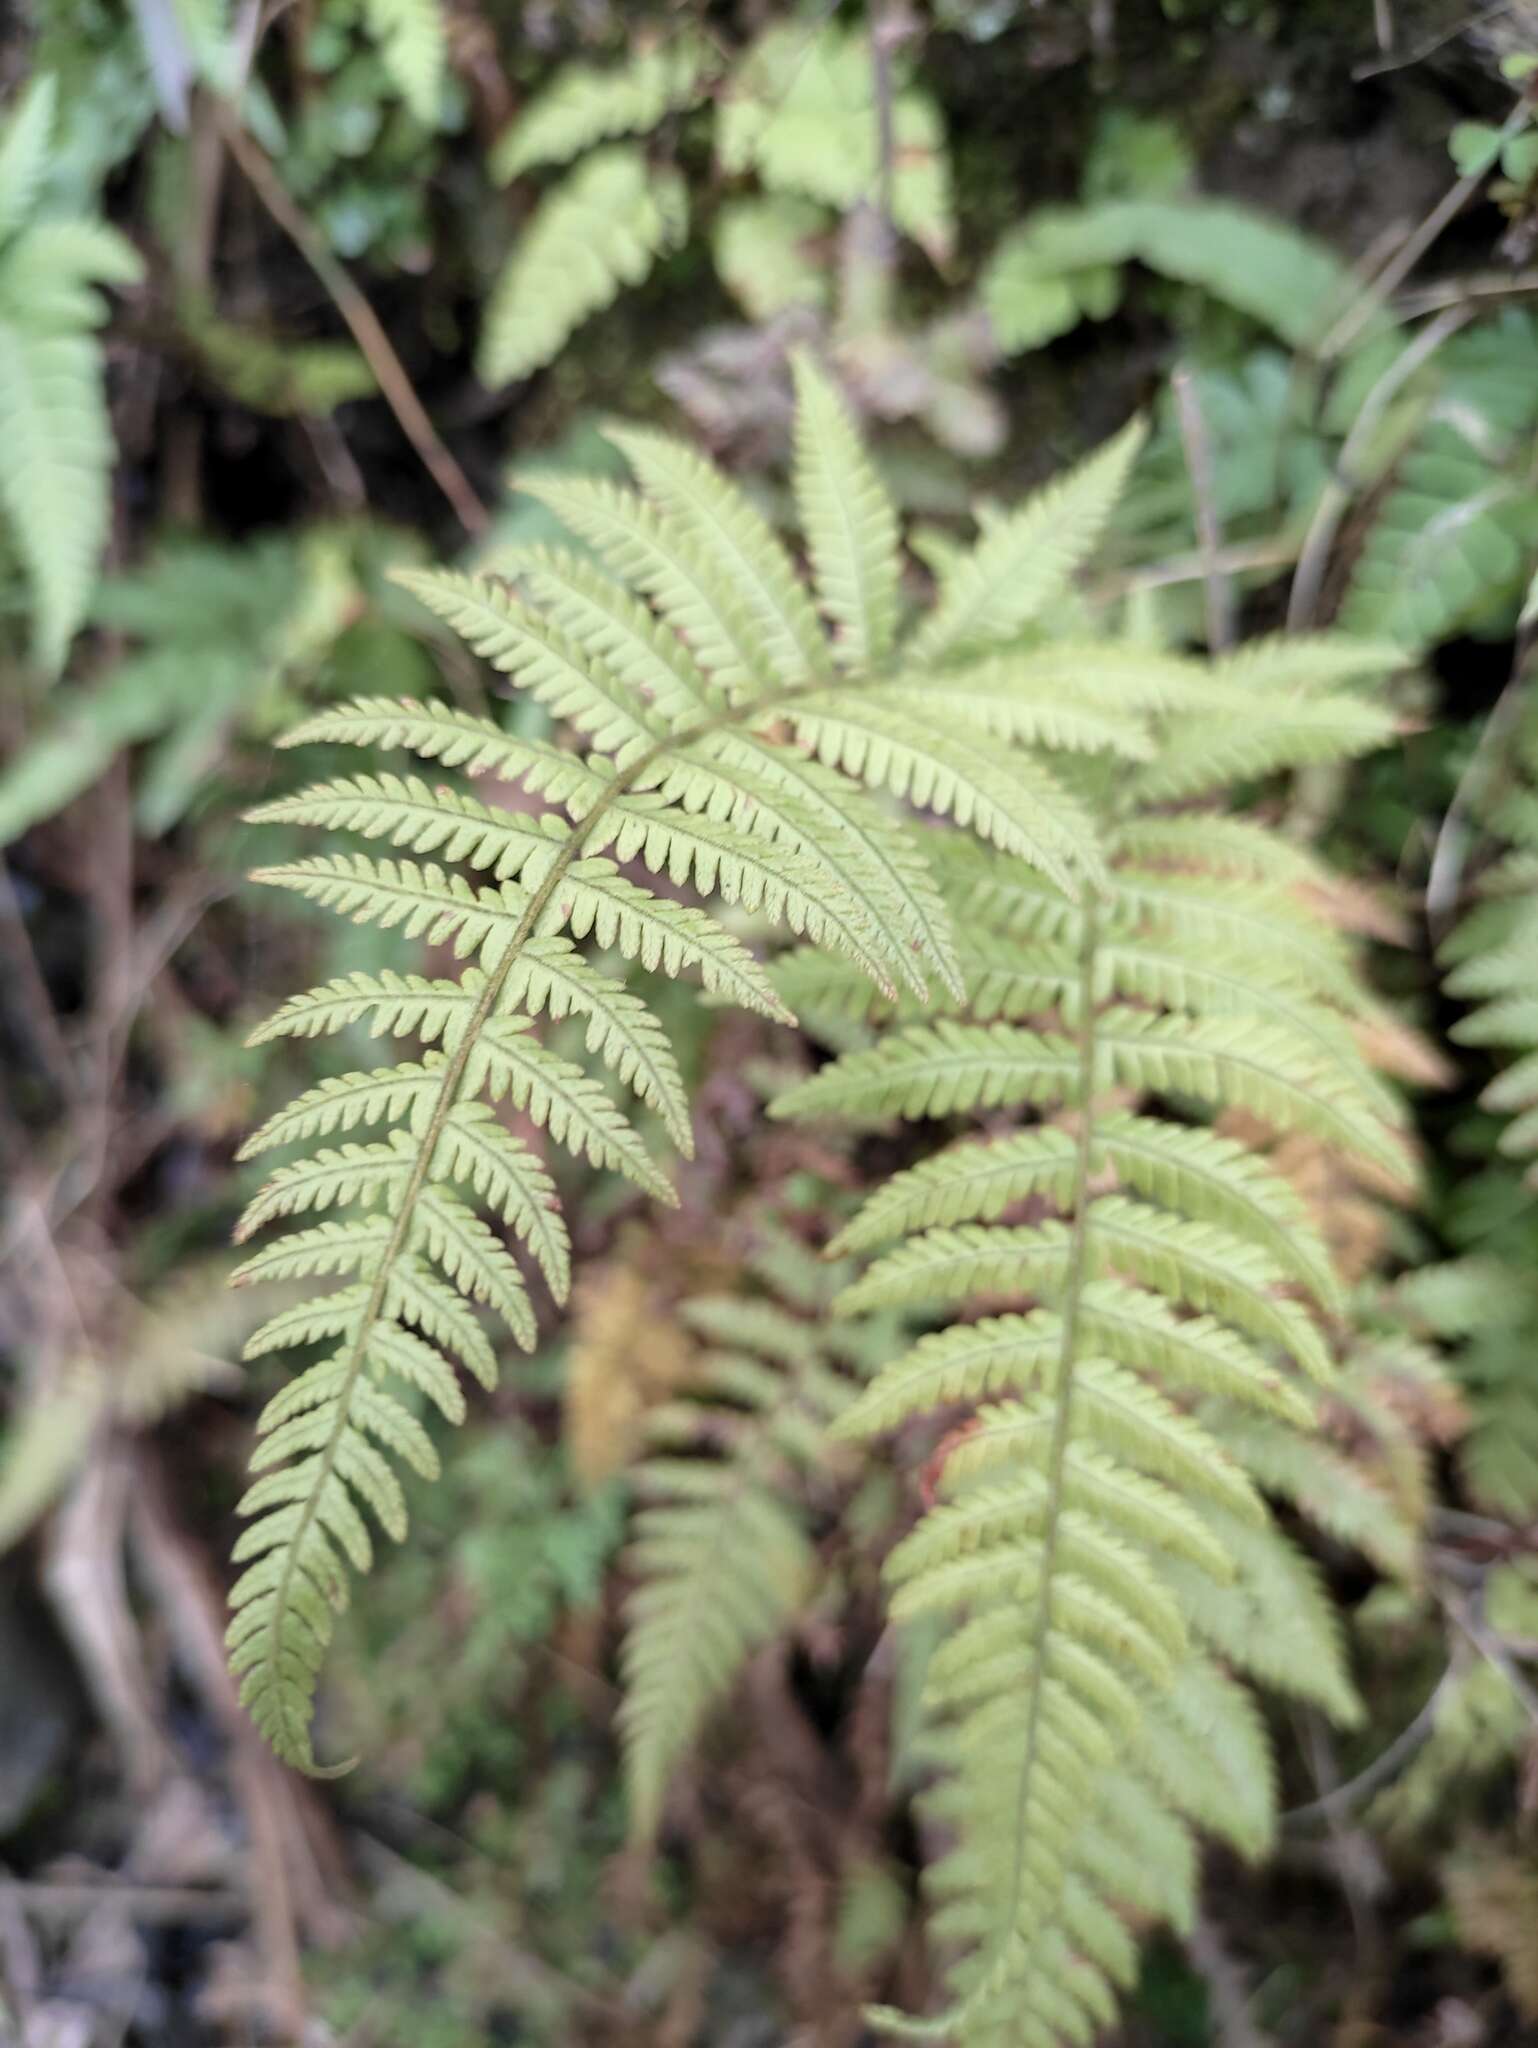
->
[[491, 39, 707, 182], [830, 1127, 1080, 1254], [251, 854, 530, 962], [503, 934, 689, 1149], [514, 472, 774, 699], [1137, 688, 1399, 800], [1441, 684, 1538, 1182], [553, 856, 792, 1020], [250, 773, 565, 881], [717, 23, 953, 260], [363, 0, 445, 123], [464, 1016, 674, 1201], [773, 632, 1406, 2038], [0, 77, 141, 673], [775, 1019, 1081, 1124], [234, 1136, 411, 1240], [478, 147, 687, 388], [495, 542, 716, 722], [1097, 1009, 1411, 1180], [238, 1061, 446, 1159], [592, 794, 903, 996], [619, 1267, 876, 1841], [393, 568, 664, 758], [1165, 1509, 1361, 1723], [1094, 1112, 1342, 1310], [678, 732, 963, 1000]]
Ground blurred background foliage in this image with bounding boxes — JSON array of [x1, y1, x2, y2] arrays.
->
[[5, 1, 1538, 2043]]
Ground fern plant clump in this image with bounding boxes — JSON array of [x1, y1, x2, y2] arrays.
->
[[227, 355, 1137, 1773]]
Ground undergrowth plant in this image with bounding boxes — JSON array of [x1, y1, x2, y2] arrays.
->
[[227, 356, 1132, 1773], [619, 1224, 902, 1844]]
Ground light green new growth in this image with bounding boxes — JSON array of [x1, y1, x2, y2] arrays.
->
[[773, 629, 1408, 2041], [231, 360, 1125, 1772], [717, 22, 954, 261], [490, 37, 709, 183], [478, 146, 688, 388], [363, 0, 445, 124], [0, 76, 143, 672]]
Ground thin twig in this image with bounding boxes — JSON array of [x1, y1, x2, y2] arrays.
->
[[1294, 1712, 1386, 1968], [1442, 1586, 1538, 1726], [217, 110, 489, 536], [1319, 97, 1533, 361], [0, 855, 72, 1096], [1353, 0, 1512, 80], [1089, 536, 1300, 602], [1283, 1661, 1461, 1827], [839, 0, 909, 337], [1185, 1910, 1277, 2048], [869, 0, 900, 247], [1397, 265, 1538, 316], [1288, 304, 1473, 632], [1172, 365, 1236, 649]]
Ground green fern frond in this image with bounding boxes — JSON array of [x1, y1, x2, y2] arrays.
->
[[512, 472, 775, 699], [478, 147, 687, 388], [717, 23, 953, 260], [490, 37, 708, 183], [363, 0, 445, 123], [984, 195, 1359, 357], [232, 385, 1119, 1772], [277, 696, 611, 803], [0, 76, 142, 672], [785, 693, 1104, 895], [774, 628, 1407, 2038], [619, 1275, 865, 1842]]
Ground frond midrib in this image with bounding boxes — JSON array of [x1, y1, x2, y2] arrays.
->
[[972, 896, 1103, 2022]]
